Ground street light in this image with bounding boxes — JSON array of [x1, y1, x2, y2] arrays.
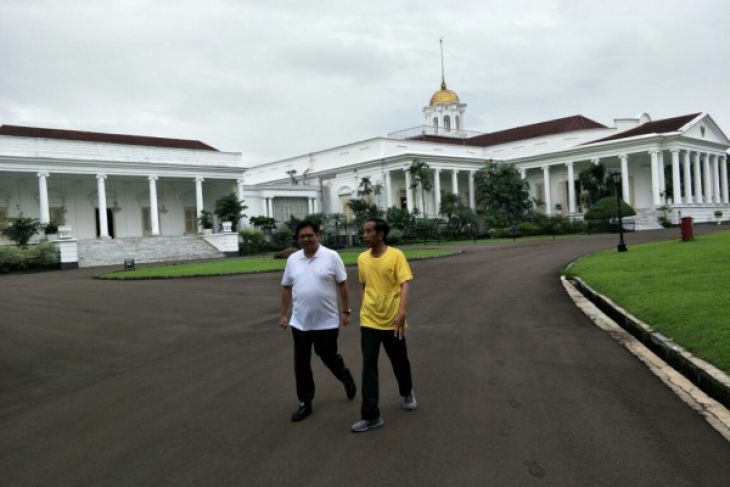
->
[[610, 171, 628, 252]]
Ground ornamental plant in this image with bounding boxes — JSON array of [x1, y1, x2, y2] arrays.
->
[[1, 213, 41, 246]]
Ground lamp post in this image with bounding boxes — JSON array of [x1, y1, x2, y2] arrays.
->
[[611, 171, 628, 252]]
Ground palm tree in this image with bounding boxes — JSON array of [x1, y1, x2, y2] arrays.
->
[[408, 159, 433, 216], [357, 177, 374, 204]]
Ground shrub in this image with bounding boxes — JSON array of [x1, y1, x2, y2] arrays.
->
[[1, 213, 41, 246], [584, 197, 636, 221], [271, 227, 294, 250], [44, 222, 59, 235], [0, 242, 59, 273], [516, 222, 541, 236], [239, 229, 268, 255], [386, 228, 404, 245]]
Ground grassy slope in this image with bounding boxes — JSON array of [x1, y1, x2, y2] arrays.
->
[[566, 230, 730, 374]]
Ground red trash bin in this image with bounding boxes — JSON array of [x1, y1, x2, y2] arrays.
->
[[681, 216, 694, 241]]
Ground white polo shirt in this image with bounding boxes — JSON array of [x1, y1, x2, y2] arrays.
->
[[281, 245, 348, 331]]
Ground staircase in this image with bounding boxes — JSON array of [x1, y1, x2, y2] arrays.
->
[[632, 209, 663, 231], [78, 235, 225, 268]]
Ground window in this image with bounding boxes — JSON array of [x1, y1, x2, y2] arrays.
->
[[184, 207, 198, 233], [49, 207, 65, 225], [444, 115, 451, 132], [456, 115, 460, 131], [433, 117, 438, 133], [339, 196, 354, 221], [0, 207, 7, 229]]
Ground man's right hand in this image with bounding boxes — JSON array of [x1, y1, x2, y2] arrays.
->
[[279, 316, 289, 329]]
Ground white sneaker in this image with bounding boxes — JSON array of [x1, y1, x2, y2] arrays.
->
[[402, 391, 417, 411], [351, 417, 384, 432]]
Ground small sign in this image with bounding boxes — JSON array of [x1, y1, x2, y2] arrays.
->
[[124, 258, 136, 271]]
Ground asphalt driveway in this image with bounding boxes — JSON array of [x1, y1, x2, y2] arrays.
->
[[1, 227, 729, 486]]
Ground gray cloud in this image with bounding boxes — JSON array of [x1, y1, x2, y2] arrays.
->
[[1, 0, 728, 163]]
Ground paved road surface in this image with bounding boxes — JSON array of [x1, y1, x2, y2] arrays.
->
[[1, 227, 729, 486]]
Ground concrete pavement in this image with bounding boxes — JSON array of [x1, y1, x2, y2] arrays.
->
[[1, 226, 729, 486]]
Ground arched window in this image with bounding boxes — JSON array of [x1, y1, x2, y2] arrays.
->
[[433, 117, 439, 134], [456, 115, 461, 131], [444, 115, 451, 132]]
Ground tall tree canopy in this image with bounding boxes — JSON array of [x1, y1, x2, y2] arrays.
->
[[474, 161, 532, 228]]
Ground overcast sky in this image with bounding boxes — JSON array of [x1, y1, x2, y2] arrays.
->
[[1, 0, 728, 165]]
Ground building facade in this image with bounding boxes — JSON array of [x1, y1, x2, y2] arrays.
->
[[1, 81, 729, 266]]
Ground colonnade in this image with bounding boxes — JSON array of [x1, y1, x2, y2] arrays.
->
[[383, 167, 477, 217], [33, 172, 246, 238], [528, 149, 728, 216]]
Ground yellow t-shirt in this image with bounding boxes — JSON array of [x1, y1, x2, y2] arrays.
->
[[358, 246, 413, 330]]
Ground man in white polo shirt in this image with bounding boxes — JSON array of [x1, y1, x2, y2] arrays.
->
[[280, 219, 356, 422]]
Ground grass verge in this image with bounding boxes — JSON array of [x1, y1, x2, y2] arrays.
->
[[98, 248, 459, 280], [565, 230, 730, 375]]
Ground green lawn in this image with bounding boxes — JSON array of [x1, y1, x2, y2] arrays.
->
[[98, 248, 459, 280], [565, 230, 730, 374]]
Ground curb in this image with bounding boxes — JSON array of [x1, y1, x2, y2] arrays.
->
[[562, 276, 730, 442]]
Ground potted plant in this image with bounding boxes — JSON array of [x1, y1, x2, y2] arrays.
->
[[714, 209, 723, 225], [44, 222, 59, 240], [198, 209, 214, 234]]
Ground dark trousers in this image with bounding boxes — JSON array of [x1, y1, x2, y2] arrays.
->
[[291, 327, 350, 403], [360, 327, 413, 420]]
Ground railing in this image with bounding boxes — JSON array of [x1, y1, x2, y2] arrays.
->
[[387, 125, 484, 141]]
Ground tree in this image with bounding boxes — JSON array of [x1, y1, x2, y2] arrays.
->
[[408, 159, 433, 215], [357, 177, 383, 205], [439, 193, 475, 238], [578, 163, 616, 207], [1, 213, 41, 246], [347, 198, 382, 228], [249, 216, 276, 230], [474, 161, 532, 228], [328, 213, 346, 235], [214, 193, 248, 231], [385, 206, 416, 239]]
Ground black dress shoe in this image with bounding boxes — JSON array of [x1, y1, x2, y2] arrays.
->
[[343, 371, 357, 400], [291, 402, 312, 422]]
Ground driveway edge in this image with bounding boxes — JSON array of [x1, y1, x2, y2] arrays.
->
[[561, 276, 730, 442]]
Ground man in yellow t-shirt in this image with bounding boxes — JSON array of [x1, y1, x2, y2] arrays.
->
[[351, 218, 416, 433]]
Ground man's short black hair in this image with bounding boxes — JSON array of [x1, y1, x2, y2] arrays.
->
[[366, 218, 389, 239], [295, 219, 319, 237]]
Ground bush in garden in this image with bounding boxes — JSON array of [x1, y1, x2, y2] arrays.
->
[[0, 242, 59, 273]]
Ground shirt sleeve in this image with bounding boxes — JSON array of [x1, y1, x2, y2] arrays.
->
[[357, 254, 366, 284], [281, 258, 294, 287], [334, 252, 347, 283], [395, 250, 413, 284]]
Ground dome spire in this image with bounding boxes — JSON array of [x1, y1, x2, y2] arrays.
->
[[440, 37, 447, 90]]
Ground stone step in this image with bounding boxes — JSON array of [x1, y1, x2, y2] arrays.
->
[[78, 235, 227, 268]]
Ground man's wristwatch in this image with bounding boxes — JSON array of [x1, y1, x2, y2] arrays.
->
[[343, 309, 351, 315]]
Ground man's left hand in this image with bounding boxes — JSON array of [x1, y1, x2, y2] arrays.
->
[[340, 312, 351, 327], [390, 313, 406, 340]]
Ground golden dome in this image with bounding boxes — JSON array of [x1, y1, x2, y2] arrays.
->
[[429, 81, 459, 105]]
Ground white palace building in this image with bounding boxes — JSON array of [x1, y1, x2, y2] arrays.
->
[[1, 77, 729, 267]]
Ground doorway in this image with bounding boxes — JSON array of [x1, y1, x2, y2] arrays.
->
[[95, 208, 115, 238]]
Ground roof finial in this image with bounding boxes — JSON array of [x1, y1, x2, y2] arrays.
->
[[440, 37, 446, 90]]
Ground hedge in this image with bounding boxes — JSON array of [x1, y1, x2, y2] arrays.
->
[[0, 242, 59, 273]]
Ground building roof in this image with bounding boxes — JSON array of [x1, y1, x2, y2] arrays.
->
[[585, 113, 701, 144], [0, 125, 219, 151], [429, 81, 460, 106], [406, 115, 607, 147]]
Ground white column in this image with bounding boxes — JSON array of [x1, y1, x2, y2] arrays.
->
[[721, 155, 729, 204], [683, 150, 693, 204], [148, 176, 160, 236], [308, 198, 314, 215], [385, 170, 393, 208], [703, 152, 712, 204], [650, 150, 661, 206], [591, 157, 600, 166], [468, 170, 476, 210], [236, 177, 246, 228], [619, 154, 630, 204], [693, 152, 703, 204], [451, 169, 459, 197], [404, 170, 414, 212], [97, 174, 110, 238], [566, 162, 576, 214], [712, 155, 721, 204], [37, 172, 50, 224], [671, 149, 682, 205], [658, 151, 666, 202], [519, 168, 526, 179], [433, 169, 441, 216], [267, 198, 274, 219], [416, 180, 424, 215], [543, 165, 552, 216], [195, 176, 204, 233]]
